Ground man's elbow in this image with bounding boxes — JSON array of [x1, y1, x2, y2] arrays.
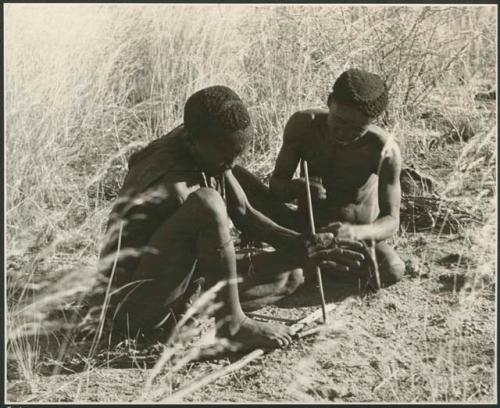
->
[[389, 215, 400, 236], [378, 213, 399, 238]]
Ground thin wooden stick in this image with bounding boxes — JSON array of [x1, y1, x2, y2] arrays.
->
[[247, 312, 297, 324], [302, 159, 327, 324], [292, 303, 336, 331], [296, 326, 324, 339]]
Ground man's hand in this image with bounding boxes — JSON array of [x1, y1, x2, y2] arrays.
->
[[302, 232, 335, 260], [302, 233, 366, 272], [310, 239, 366, 273], [320, 222, 359, 241]]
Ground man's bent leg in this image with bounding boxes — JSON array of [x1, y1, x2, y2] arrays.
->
[[119, 188, 296, 349], [236, 250, 305, 311], [375, 241, 405, 286], [114, 188, 245, 338]]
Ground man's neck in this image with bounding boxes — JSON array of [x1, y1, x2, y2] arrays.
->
[[180, 127, 204, 172]]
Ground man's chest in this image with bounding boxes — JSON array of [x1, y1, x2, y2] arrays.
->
[[300, 138, 379, 191]]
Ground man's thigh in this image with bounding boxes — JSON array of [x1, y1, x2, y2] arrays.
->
[[236, 249, 304, 303], [113, 198, 203, 332]]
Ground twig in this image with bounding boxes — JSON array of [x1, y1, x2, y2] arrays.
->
[[292, 303, 336, 331], [296, 326, 324, 339], [302, 159, 327, 324], [246, 312, 297, 324]]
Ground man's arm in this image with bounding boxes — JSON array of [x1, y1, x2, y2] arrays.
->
[[270, 112, 325, 202], [225, 169, 369, 271], [353, 142, 402, 242], [225, 169, 305, 254]]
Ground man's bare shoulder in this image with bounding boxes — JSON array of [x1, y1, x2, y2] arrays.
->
[[365, 125, 402, 176], [289, 108, 328, 123], [366, 124, 390, 145], [367, 125, 401, 152], [284, 108, 328, 144]]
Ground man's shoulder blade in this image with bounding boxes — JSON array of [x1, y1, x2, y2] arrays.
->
[[121, 126, 190, 196], [293, 108, 328, 123], [286, 109, 328, 145]]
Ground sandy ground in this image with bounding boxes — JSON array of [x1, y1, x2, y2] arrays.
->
[[8, 228, 496, 403]]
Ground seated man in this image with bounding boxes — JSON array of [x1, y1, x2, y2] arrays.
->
[[96, 86, 363, 349], [234, 69, 405, 286]]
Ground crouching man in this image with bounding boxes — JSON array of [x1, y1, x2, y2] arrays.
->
[[234, 69, 406, 287], [97, 86, 364, 350]]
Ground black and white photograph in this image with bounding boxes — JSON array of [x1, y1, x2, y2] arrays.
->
[[4, 3, 497, 404]]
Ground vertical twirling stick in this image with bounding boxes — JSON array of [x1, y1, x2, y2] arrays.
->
[[302, 159, 327, 324]]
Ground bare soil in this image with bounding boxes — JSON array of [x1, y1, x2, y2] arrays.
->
[[7, 228, 496, 403]]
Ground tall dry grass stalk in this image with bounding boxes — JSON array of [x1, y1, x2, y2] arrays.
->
[[5, 3, 496, 402]]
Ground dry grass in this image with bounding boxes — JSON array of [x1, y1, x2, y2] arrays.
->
[[5, 4, 496, 403]]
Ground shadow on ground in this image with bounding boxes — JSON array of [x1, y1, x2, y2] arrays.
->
[[275, 277, 364, 309]]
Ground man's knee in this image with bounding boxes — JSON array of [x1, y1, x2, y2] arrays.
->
[[191, 187, 228, 224], [379, 259, 405, 285], [283, 268, 305, 295], [375, 242, 405, 286]]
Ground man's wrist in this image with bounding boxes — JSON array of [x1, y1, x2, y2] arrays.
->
[[351, 224, 366, 241]]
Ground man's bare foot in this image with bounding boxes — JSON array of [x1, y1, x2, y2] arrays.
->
[[218, 316, 296, 351]]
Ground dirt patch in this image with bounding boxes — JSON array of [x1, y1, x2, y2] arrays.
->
[[8, 231, 495, 404]]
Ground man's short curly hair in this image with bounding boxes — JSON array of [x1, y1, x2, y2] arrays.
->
[[184, 85, 252, 150], [327, 69, 389, 118]]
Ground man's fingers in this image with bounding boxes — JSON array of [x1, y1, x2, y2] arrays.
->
[[278, 334, 291, 347], [320, 261, 366, 281], [319, 255, 361, 269], [333, 255, 363, 269], [320, 260, 366, 275], [336, 239, 365, 250], [311, 248, 365, 263], [337, 248, 365, 262], [320, 260, 350, 273]]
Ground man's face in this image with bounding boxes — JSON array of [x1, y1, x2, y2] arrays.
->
[[328, 101, 374, 144], [190, 135, 245, 175]]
